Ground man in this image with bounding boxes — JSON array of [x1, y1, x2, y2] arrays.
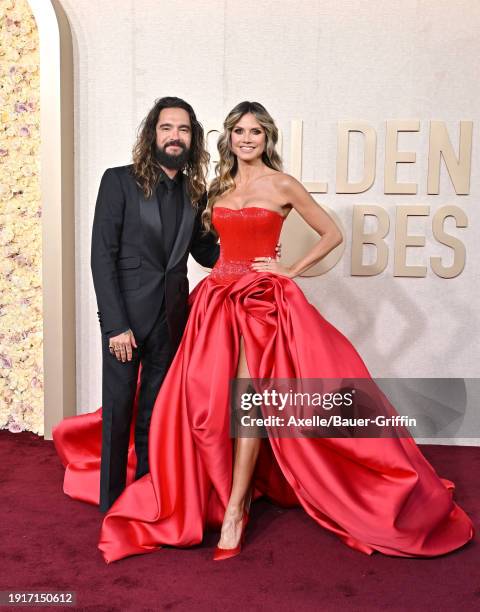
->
[[91, 97, 219, 512]]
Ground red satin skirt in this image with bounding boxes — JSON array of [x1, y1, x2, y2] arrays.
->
[[53, 272, 474, 563]]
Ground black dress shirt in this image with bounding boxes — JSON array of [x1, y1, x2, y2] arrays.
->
[[156, 169, 183, 265]]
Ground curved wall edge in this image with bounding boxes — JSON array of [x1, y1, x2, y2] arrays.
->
[[29, 0, 75, 439]]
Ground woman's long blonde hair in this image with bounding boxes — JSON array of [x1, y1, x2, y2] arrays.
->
[[202, 101, 283, 231]]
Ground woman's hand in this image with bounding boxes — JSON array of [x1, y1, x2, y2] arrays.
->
[[251, 256, 294, 278]]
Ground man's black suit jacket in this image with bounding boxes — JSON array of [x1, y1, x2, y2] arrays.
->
[[91, 164, 219, 350]]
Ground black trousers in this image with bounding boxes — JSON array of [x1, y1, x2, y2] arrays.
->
[[99, 307, 173, 512]]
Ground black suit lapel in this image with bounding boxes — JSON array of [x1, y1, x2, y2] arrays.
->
[[166, 180, 195, 271], [138, 188, 165, 269]]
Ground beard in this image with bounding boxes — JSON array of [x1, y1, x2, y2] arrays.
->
[[155, 141, 190, 170]]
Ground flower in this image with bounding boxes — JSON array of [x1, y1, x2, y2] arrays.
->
[[0, 226, 15, 245], [5, 47, 20, 62], [8, 420, 24, 433], [0, 0, 42, 436], [14, 101, 28, 113], [0, 354, 13, 368]]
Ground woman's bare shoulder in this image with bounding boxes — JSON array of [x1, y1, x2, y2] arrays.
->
[[270, 171, 302, 192]]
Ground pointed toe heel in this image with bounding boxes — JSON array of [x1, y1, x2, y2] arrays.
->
[[213, 511, 249, 561]]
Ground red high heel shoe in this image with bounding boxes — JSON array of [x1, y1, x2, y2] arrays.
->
[[213, 510, 249, 561]]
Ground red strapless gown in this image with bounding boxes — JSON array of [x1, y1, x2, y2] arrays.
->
[[53, 206, 474, 563]]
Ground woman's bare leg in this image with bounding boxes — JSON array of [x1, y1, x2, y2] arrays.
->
[[217, 337, 261, 549]]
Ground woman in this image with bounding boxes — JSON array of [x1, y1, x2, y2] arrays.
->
[[54, 102, 474, 563]]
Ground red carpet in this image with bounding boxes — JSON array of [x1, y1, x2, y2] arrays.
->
[[0, 430, 478, 611]]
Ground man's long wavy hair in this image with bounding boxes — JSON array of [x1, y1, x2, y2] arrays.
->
[[132, 96, 209, 205], [202, 101, 283, 231]]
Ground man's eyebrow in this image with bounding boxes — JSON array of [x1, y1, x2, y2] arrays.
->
[[158, 123, 191, 129]]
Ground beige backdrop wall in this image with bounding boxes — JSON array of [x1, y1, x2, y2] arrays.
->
[[58, 0, 479, 443]]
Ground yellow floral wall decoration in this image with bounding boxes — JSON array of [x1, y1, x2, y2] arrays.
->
[[0, 0, 43, 435]]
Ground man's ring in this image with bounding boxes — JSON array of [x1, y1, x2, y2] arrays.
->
[[266, 257, 272, 264]]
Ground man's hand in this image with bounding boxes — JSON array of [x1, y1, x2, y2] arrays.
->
[[275, 242, 282, 259], [108, 329, 138, 362]]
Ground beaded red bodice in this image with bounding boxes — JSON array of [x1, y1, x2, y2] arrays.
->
[[209, 206, 285, 285]]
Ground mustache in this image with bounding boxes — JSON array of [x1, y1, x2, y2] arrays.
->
[[164, 140, 186, 150]]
